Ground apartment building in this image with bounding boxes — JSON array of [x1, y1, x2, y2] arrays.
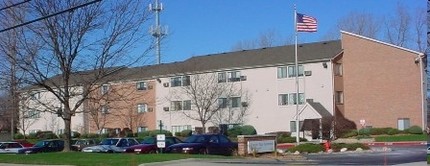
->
[[21, 31, 426, 140]]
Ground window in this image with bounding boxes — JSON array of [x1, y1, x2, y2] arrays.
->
[[27, 109, 40, 119], [335, 91, 344, 104], [171, 77, 182, 87], [277, 67, 288, 78], [137, 126, 148, 133], [136, 81, 147, 90], [287, 65, 304, 77], [30, 92, 41, 100], [230, 97, 241, 108], [218, 72, 226, 83], [334, 63, 343, 76], [101, 105, 109, 114], [217, 98, 227, 108], [182, 76, 190, 86], [397, 118, 410, 131], [101, 128, 108, 134], [101, 84, 109, 94], [171, 76, 190, 87], [172, 125, 192, 135], [183, 100, 192, 110], [278, 94, 288, 105], [228, 71, 241, 82], [290, 121, 304, 132], [137, 103, 147, 113], [289, 93, 305, 105], [171, 101, 182, 111]]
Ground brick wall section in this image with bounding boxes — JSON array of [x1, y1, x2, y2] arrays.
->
[[237, 135, 276, 156], [341, 32, 424, 129], [88, 80, 157, 133]]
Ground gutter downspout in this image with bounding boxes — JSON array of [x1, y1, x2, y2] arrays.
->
[[418, 54, 426, 129]]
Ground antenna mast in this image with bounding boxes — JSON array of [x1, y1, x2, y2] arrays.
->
[[149, 0, 167, 65]]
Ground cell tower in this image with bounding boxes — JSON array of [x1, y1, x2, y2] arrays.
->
[[149, 0, 167, 65]]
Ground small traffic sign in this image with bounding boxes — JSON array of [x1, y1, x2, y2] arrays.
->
[[157, 141, 166, 148], [157, 134, 165, 141]]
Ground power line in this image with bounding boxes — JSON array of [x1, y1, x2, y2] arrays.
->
[[0, 0, 102, 33], [0, 0, 31, 12]]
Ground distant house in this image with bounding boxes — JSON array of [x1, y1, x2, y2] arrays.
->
[[20, 31, 426, 141]]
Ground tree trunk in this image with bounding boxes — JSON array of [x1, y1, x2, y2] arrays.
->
[[201, 121, 206, 133], [63, 118, 71, 152]]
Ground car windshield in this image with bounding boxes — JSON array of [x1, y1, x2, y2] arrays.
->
[[141, 137, 156, 144], [34, 141, 49, 148], [184, 135, 207, 143], [100, 138, 119, 145]]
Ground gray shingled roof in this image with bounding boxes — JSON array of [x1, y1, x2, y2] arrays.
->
[[26, 40, 342, 87], [115, 40, 342, 81]]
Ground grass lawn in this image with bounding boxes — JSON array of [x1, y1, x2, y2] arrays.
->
[[374, 134, 427, 142], [0, 152, 232, 166]]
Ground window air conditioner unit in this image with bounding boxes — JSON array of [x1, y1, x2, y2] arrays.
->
[[163, 107, 169, 111], [304, 71, 312, 76], [163, 83, 169, 87], [240, 76, 247, 81], [147, 108, 154, 112], [241, 102, 248, 107], [148, 85, 153, 89]]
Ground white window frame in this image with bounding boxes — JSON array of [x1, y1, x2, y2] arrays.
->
[[277, 67, 288, 78], [335, 91, 344, 104], [183, 100, 192, 110], [230, 97, 241, 108], [228, 71, 241, 82], [287, 65, 304, 78], [278, 94, 288, 105], [137, 103, 148, 113], [101, 105, 109, 114], [101, 84, 109, 94], [218, 72, 226, 83], [289, 93, 305, 105], [136, 81, 147, 90]]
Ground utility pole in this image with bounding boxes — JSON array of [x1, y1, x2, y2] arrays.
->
[[149, 0, 167, 65]]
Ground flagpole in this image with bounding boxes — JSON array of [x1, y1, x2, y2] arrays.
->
[[294, 4, 300, 144]]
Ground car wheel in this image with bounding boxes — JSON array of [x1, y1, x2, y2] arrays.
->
[[199, 148, 208, 155], [107, 150, 113, 153], [148, 150, 156, 154], [231, 148, 238, 156]]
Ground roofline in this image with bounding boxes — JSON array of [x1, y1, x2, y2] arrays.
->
[[340, 31, 424, 56]]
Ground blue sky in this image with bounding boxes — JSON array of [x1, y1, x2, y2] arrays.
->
[[147, 0, 425, 64]]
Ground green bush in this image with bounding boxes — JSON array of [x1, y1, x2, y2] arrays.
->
[[358, 128, 370, 136], [36, 131, 58, 139], [71, 131, 81, 138], [340, 130, 358, 138], [287, 143, 324, 153], [81, 133, 99, 138], [266, 131, 291, 137], [227, 125, 257, 137], [27, 133, 37, 139], [180, 130, 192, 137], [406, 126, 423, 134], [14, 133, 24, 139], [137, 130, 172, 138], [277, 136, 307, 143], [174, 132, 182, 137], [241, 125, 257, 135], [387, 128, 400, 135], [369, 128, 391, 135]]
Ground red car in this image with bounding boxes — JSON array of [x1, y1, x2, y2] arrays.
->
[[125, 136, 182, 154], [13, 140, 34, 148]]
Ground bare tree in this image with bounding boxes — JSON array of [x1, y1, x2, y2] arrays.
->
[[412, 7, 426, 53], [168, 72, 250, 133], [384, 3, 411, 47], [11, 0, 154, 151], [336, 12, 381, 38], [0, 0, 30, 139], [210, 91, 251, 126], [231, 30, 291, 51]]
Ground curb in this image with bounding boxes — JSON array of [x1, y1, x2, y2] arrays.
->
[[277, 141, 426, 149]]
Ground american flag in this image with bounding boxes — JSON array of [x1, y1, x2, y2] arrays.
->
[[296, 13, 317, 32]]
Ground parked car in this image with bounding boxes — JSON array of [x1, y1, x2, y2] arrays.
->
[[125, 136, 182, 154], [71, 139, 98, 151], [82, 138, 138, 153], [17, 139, 64, 154], [13, 140, 34, 147], [427, 143, 430, 155], [0, 142, 25, 154], [165, 134, 238, 155]]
